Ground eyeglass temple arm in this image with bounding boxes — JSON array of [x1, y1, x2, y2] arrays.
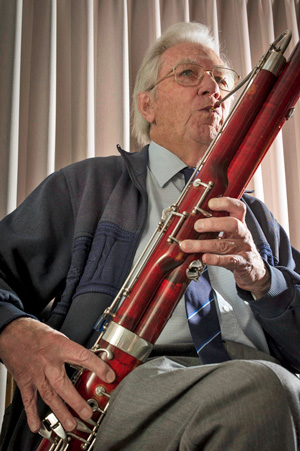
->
[[216, 30, 292, 107], [215, 70, 253, 106]]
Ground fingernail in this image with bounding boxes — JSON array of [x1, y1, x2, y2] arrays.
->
[[208, 198, 218, 209], [180, 240, 193, 252], [80, 407, 92, 419], [195, 220, 204, 231], [29, 420, 41, 433], [66, 418, 76, 430], [105, 370, 115, 383]]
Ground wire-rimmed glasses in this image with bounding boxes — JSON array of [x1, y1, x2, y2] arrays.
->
[[149, 62, 240, 92]]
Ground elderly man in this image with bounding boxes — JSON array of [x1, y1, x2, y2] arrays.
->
[[1, 22, 300, 450]]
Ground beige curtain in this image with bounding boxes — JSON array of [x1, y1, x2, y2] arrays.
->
[[0, 0, 299, 430]]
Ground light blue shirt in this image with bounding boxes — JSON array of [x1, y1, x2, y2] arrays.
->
[[133, 141, 269, 353]]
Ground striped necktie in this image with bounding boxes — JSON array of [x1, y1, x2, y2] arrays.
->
[[180, 166, 195, 186], [181, 167, 230, 364]]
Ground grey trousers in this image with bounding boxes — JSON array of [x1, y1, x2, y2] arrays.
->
[[94, 343, 300, 451]]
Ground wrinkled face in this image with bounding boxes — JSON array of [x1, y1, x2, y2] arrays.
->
[[140, 42, 231, 163]]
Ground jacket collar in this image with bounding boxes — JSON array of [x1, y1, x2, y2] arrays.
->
[[117, 144, 149, 192]]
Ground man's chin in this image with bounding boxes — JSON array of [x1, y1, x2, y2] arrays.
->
[[194, 125, 219, 145]]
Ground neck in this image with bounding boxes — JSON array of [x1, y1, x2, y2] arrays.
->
[[151, 139, 208, 167], [150, 123, 212, 166], [174, 146, 208, 167]]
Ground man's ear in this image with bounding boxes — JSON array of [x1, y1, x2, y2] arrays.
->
[[137, 92, 155, 123]]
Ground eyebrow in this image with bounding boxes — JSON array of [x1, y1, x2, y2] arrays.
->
[[176, 58, 199, 65], [175, 58, 226, 68]]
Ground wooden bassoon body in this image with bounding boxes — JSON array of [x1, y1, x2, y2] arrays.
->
[[37, 31, 300, 450]]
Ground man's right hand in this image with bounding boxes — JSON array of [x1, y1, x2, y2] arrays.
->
[[0, 317, 115, 433]]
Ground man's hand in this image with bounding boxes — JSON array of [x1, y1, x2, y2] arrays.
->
[[0, 317, 115, 433], [180, 197, 271, 298]]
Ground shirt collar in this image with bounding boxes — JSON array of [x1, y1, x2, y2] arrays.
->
[[148, 141, 187, 188]]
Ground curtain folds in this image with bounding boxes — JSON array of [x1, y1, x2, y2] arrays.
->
[[1, 0, 299, 246], [0, 0, 300, 429]]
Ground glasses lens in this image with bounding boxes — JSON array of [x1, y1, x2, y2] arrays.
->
[[175, 63, 203, 86], [174, 63, 239, 91], [212, 67, 239, 92]]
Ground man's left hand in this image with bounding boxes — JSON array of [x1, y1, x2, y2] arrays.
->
[[180, 197, 271, 299]]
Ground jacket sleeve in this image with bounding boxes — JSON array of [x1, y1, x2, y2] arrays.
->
[[0, 170, 75, 332], [240, 195, 300, 372]]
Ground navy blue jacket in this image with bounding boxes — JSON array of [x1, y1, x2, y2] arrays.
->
[[1, 145, 300, 449], [1, 145, 300, 369]]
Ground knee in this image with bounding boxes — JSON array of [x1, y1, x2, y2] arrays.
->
[[222, 360, 289, 413], [219, 360, 295, 445], [185, 360, 295, 450]]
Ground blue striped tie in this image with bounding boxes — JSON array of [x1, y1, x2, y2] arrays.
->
[[181, 167, 230, 364]]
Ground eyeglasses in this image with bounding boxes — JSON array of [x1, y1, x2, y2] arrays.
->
[[149, 62, 240, 92]]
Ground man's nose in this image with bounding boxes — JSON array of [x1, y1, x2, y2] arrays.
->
[[197, 71, 220, 97]]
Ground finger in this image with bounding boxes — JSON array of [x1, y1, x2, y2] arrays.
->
[[44, 364, 94, 423], [20, 384, 41, 433], [57, 341, 115, 383], [201, 252, 263, 284], [43, 332, 115, 383], [36, 376, 78, 432], [181, 237, 245, 255], [201, 253, 245, 269], [194, 215, 246, 238], [208, 197, 246, 221]]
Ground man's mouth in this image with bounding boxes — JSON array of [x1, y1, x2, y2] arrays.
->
[[200, 105, 221, 116]]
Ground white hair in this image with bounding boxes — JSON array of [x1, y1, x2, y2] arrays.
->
[[132, 22, 221, 146]]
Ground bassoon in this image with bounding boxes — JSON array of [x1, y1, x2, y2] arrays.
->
[[37, 31, 300, 450]]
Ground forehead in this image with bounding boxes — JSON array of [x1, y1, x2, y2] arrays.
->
[[160, 42, 224, 69]]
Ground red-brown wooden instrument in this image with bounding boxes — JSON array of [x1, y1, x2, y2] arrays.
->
[[37, 31, 300, 450]]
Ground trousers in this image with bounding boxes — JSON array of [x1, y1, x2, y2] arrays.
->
[[94, 343, 300, 451]]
